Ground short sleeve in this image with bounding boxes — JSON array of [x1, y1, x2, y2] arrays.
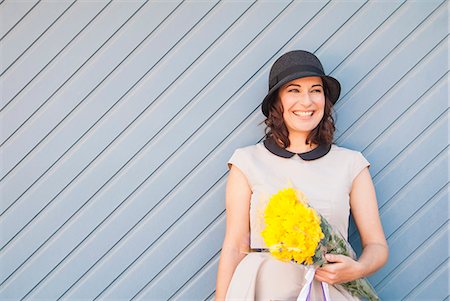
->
[[350, 151, 370, 182], [228, 146, 258, 190], [228, 148, 248, 175]]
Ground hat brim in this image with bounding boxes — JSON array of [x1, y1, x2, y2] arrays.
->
[[261, 72, 341, 117]]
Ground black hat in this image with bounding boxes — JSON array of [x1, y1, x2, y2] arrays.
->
[[261, 50, 341, 117]]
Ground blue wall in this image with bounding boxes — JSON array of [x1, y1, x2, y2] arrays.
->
[[0, 0, 448, 300]]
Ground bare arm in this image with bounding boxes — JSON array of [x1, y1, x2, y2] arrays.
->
[[350, 167, 389, 277], [215, 165, 251, 300], [315, 167, 388, 284]]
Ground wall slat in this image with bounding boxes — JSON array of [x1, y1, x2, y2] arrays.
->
[[0, 0, 447, 300], [0, 1, 144, 145], [0, 0, 74, 80], [0, 0, 38, 40]]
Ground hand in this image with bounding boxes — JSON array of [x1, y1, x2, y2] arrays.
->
[[314, 254, 365, 285]]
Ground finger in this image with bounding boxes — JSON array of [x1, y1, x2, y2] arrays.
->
[[325, 253, 348, 263], [317, 261, 347, 274], [318, 261, 340, 272], [314, 272, 338, 285], [314, 274, 327, 283], [315, 267, 336, 277]]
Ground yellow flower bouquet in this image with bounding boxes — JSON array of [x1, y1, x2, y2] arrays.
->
[[261, 188, 380, 301]]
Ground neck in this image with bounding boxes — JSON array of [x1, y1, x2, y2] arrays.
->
[[286, 133, 317, 153]]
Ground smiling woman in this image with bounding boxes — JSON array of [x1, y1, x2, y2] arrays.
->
[[215, 50, 388, 301]]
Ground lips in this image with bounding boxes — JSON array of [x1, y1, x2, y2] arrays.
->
[[292, 111, 314, 117]]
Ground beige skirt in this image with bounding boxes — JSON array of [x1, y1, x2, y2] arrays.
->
[[225, 253, 360, 301]]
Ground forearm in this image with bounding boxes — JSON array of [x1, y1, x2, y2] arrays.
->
[[357, 242, 389, 278], [215, 247, 247, 301]]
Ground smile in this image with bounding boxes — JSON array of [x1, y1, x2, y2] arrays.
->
[[292, 111, 314, 117]]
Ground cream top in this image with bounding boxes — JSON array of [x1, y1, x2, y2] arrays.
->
[[228, 142, 370, 248]]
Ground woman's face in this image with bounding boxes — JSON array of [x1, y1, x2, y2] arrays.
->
[[278, 76, 325, 137]]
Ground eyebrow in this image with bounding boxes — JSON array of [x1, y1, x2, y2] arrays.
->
[[286, 84, 323, 88]]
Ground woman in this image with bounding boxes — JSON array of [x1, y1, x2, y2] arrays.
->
[[215, 50, 388, 300]]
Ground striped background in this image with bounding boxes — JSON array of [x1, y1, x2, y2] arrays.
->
[[0, 0, 448, 300]]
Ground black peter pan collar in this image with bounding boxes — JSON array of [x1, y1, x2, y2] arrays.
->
[[263, 138, 331, 161]]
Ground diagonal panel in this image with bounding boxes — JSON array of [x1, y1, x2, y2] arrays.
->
[[170, 252, 222, 301], [0, 0, 144, 145], [0, 0, 152, 246], [363, 71, 448, 176], [336, 3, 448, 151], [368, 120, 448, 286], [0, 0, 110, 113], [372, 112, 447, 209], [404, 258, 449, 300], [376, 217, 449, 299], [0, 0, 74, 79], [132, 194, 226, 300], [317, 0, 404, 73], [0, 0, 182, 210], [333, 0, 443, 126], [378, 150, 448, 242], [0, 0, 38, 40], [350, 145, 448, 252], [0, 1, 219, 298], [348, 87, 449, 240], [0, 0, 182, 241]]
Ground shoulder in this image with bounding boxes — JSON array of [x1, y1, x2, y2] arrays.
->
[[228, 143, 262, 167], [329, 144, 364, 158], [227, 143, 266, 182], [329, 144, 370, 180], [228, 142, 273, 170], [230, 143, 265, 158], [327, 144, 370, 169]]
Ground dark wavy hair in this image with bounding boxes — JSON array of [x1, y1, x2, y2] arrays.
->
[[264, 82, 336, 148]]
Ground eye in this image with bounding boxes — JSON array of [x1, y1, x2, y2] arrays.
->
[[288, 88, 300, 93], [311, 88, 323, 93]]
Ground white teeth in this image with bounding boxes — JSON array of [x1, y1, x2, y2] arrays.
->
[[293, 111, 313, 116]]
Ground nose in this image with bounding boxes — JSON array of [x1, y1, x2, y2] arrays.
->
[[296, 92, 313, 107]]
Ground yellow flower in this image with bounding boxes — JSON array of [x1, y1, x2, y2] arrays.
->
[[261, 188, 324, 265]]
